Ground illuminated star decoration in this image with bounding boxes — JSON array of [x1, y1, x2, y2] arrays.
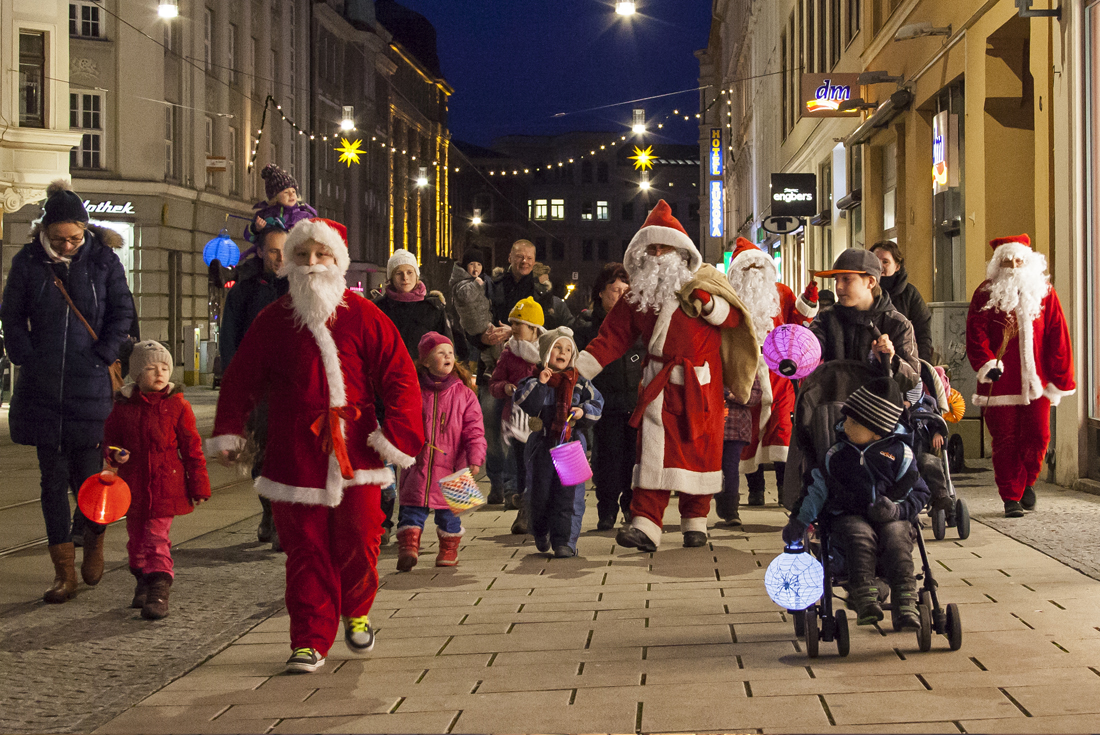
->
[[630, 145, 655, 171], [335, 137, 364, 167]]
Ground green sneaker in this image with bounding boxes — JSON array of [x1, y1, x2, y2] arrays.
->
[[286, 647, 326, 673], [893, 589, 920, 630], [344, 616, 375, 654]]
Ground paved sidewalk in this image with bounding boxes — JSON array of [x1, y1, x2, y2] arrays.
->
[[87, 474, 1100, 735]]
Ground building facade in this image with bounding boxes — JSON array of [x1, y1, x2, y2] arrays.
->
[[704, 0, 1094, 487]]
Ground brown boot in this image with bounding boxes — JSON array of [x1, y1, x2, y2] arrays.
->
[[141, 572, 172, 620], [130, 567, 147, 609], [435, 529, 463, 567], [396, 526, 422, 572], [44, 543, 78, 604], [81, 527, 105, 586]]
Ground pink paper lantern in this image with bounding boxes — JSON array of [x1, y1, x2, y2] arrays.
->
[[762, 324, 821, 379]]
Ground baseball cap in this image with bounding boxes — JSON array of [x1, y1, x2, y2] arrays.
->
[[815, 248, 883, 279]]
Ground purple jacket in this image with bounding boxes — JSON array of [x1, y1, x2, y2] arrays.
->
[[243, 201, 319, 244], [399, 372, 487, 509]]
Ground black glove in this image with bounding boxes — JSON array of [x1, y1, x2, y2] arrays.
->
[[986, 367, 1003, 382], [868, 495, 900, 524], [782, 518, 807, 546]]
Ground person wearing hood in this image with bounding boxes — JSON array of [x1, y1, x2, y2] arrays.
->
[[871, 242, 933, 361], [1, 179, 135, 604], [375, 249, 453, 359], [809, 248, 920, 392]]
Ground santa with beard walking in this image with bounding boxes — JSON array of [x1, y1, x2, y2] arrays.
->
[[208, 218, 424, 673], [576, 200, 759, 552], [966, 235, 1074, 519], [724, 237, 819, 508]]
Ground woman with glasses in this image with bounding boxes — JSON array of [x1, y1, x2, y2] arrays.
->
[[1, 180, 134, 605]]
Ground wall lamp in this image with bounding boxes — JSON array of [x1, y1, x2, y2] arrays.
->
[[838, 98, 879, 112]]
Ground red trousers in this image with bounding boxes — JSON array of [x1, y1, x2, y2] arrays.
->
[[630, 488, 712, 546], [271, 484, 384, 655], [126, 515, 174, 576], [985, 398, 1051, 502]]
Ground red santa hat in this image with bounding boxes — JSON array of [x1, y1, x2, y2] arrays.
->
[[623, 199, 702, 276], [284, 217, 351, 274], [990, 234, 1031, 250], [728, 236, 772, 272]]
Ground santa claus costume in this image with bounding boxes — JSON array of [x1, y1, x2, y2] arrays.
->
[[966, 235, 1074, 517], [208, 218, 424, 672], [577, 200, 758, 551], [724, 237, 818, 507]]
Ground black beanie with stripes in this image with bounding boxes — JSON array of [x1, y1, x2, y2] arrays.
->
[[841, 377, 904, 437]]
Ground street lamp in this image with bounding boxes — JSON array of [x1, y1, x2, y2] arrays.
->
[[632, 108, 645, 135], [416, 166, 429, 187], [615, 1, 636, 15], [472, 208, 482, 226], [158, 0, 179, 18], [340, 106, 355, 132], [639, 171, 650, 190]]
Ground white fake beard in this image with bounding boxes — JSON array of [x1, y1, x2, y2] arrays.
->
[[625, 251, 694, 313], [983, 254, 1049, 322], [283, 263, 346, 328], [728, 263, 781, 337]]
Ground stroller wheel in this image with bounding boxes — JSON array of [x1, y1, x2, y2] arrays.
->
[[835, 609, 850, 657], [804, 605, 819, 658], [791, 610, 806, 637], [917, 603, 933, 652], [955, 499, 971, 540], [931, 508, 947, 541], [946, 603, 963, 651]]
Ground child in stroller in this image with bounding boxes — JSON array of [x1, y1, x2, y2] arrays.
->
[[783, 377, 930, 628]]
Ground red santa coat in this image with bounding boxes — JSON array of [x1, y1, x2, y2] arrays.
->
[[741, 282, 817, 474], [209, 291, 425, 507], [576, 294, 741, 495], [966, 284, 1075, 407]]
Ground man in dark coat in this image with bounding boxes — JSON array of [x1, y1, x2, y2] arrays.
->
[[1, 180, 134, 604], [219, 225, 289, 549]]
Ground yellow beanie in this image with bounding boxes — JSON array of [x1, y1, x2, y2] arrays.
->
[[508, 296, 545, 327]]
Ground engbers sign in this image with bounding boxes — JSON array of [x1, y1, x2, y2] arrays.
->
[[800, 73, 861, 117], [770, 173, 816, 217]]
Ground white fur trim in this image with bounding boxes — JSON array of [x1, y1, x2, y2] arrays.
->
[[624, 225, 702, 277], [285, 218, 350, 274], [1017, 310, 1043, 403], [576, 350, 604, 380], [206, 434, 246, 455], [976, 359, 1003, 384], [741, 445, 789, 474], [703, 295, 731, 326], [643, 359, 711, 388], [971, 392, 1028, 407], [437, 528, 465, 539], [633, 464, 723, 495], [368, 427, 417, 469], [1042, 384, 1075, 407], [730, 247, 772, 273], [795, 295, 819, 318], [256, 474, 341, 507], [631, 515, 663, 548], [305, 322, 346, 408], [756, 357, 773, 431], [647, 298, 678, 357], [681, 517, 708, 534]]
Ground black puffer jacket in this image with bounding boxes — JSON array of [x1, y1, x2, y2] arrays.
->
[[808, 293, 920, 391], [219, 256, 288, 369], [374, 289, 453, 360], [485, 271, 572, 337], [879, 265, 932, 362], [1, 224, 134, 449], [575, 303, 644, 415]]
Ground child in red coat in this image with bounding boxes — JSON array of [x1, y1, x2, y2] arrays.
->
[[103, 341, 211, 620]]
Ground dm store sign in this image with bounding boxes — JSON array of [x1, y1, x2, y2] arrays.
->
[[800, 73, 861, 117]]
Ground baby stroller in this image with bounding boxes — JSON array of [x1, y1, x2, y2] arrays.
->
[[781, 358, 963, 657], [910, 361, 970, 541]]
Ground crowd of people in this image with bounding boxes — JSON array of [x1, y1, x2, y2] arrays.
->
[[0, 175, 1076, 674]]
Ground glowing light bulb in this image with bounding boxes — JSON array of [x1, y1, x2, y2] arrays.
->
[[615, 1, 636, 15], [158, 0, 179, 18]]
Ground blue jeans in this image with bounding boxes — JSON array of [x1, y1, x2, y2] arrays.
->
[[714, 440, 748, 521], [397, 505, 462, 534], [478, 385, 514, 494], [37, 445, 103, 545]]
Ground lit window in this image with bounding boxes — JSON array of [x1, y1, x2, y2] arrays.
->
[[597, 201, 609, 221], [550, 199, 565, 220], [534, 199, 548, 220], [581, 201, 593, 221], [70, 2, 102, 38], [70, 91, 103, 169]]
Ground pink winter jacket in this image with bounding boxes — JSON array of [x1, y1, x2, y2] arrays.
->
[[399, 371, 487, 509]]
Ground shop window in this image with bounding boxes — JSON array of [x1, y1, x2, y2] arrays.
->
[[70, 2, 102, 38], [597, 240, 609, 261], [534, 199, 548, 220], [582, 239, 594, 261], [70, 91, 103, 169], [581, 201, 593, 220], [550, 199, 565, 220], [597, 201, 609, 220], [18, 31, 45, 128], [597, 162, 609, 183]]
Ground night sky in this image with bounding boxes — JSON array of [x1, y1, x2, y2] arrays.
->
[[392, 1, 713, 147]]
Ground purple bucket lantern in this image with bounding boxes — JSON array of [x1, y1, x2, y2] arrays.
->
[[762, 324, 821, 380]]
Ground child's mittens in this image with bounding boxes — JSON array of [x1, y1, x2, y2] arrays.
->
[[782, 518, 807, 546], [868, 496, 900, 523]]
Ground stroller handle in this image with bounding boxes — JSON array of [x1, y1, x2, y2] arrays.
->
[[866, 323, 893, 379]]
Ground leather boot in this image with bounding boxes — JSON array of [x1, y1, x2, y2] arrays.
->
[[130, 566, 147, 609], [435, 529, 463, 567], [141, 572, 172, 620], [44, 543, 78, 604], [81, 527, 105, 586], [396, 526, 422, 572]]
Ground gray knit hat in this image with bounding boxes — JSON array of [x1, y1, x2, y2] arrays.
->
[[128, 340, 174, 381], [841, 377, 904, 437], [538, 327, 577, 368]]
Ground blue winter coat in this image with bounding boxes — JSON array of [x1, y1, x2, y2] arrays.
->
[[1, 224, 134, 449]]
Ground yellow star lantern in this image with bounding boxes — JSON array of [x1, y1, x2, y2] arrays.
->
[[630, 145, 655, 171], [335, 137, 364, 167]]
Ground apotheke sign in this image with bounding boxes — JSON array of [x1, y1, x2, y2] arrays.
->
[[770, 173, 816, 217], [83, 200, 136, 215]]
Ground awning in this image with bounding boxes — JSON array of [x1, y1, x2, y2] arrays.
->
[[845, 89, 914, 146]]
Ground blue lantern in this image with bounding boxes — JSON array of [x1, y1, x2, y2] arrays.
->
[[203, 229, 240, 267], [764, 549, 824, 610]]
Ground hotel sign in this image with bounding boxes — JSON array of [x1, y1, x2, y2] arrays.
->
[[709, 128, 722, 176], [800, 73, 861, 117], [709, 180, 724, 238]]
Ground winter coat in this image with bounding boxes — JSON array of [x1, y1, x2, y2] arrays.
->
[[808, 293, 920, 392], [374, 286, 453, 360], [724, 377, 763, 443], [244, 200, 318, 244], [490, 338, 541, 419], [399, 372, 486, 510], [1, 224, 135, 449], [103, 384, 211, 519], [574, 303, 644, 415], [485, 271, 572, 337], [515, 373, 604, 440], [219, 256, 288, 369], [448, 263, 493, 337], [880, 266, 933, 362]]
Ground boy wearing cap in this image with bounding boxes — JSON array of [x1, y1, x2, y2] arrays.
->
[[782, 378, 930, 628], [514, 327, 604, 558], [810, 248, 920, 392]]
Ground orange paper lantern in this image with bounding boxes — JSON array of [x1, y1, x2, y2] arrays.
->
[[78, 471, 131, 524]]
